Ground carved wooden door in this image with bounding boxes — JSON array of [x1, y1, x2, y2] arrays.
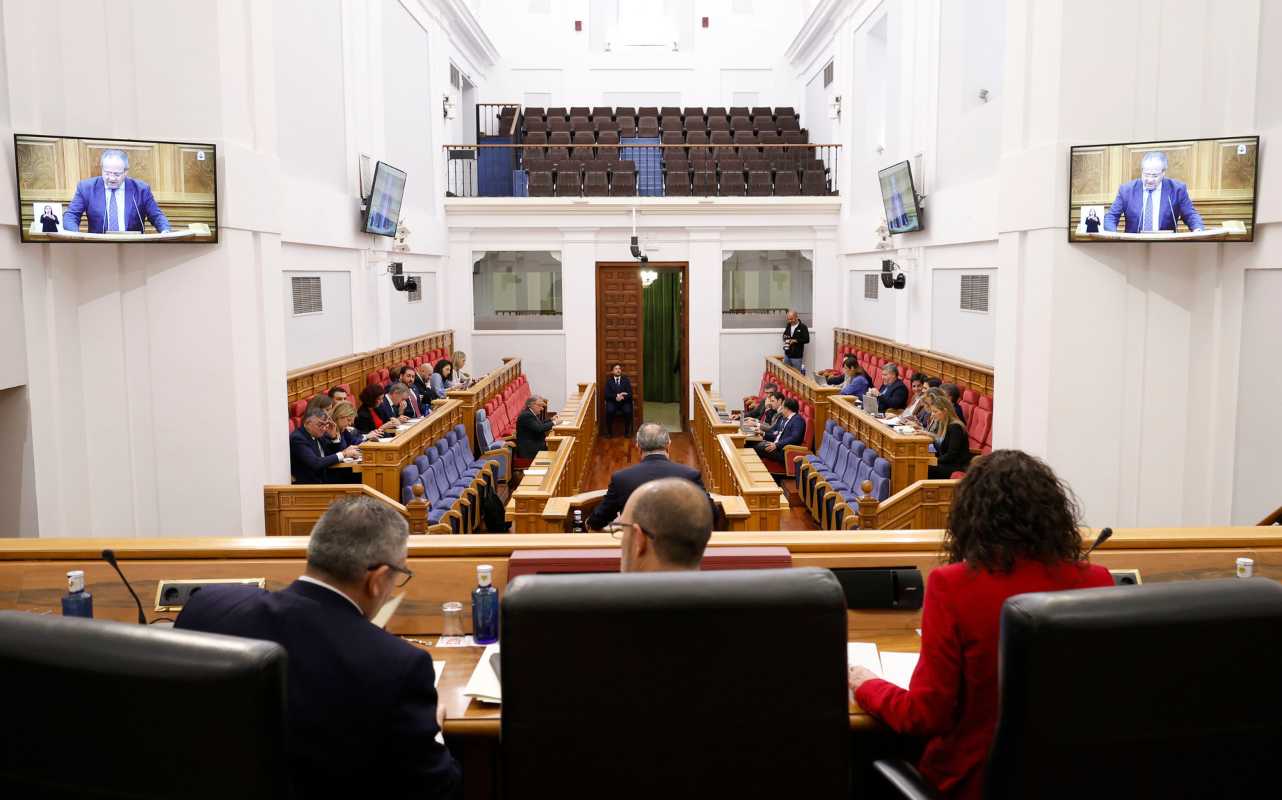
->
[[595, 263, 643, 431]]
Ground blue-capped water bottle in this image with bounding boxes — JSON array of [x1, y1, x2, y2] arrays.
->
[[471, 564, 499, 645], [61, 570, 94, 618]]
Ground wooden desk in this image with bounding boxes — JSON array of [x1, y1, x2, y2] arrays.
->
[[445, 357, 522, 453], [825, 395, 936, 494], [505, 436, 579, 533], [764, 356, 839, 449], [833, 328, 994, 399], [356, 401, 466, 500], [551, 382, 598, 492]]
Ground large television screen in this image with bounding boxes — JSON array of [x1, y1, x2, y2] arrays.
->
[[14, 134, 217, 243], [878, 160, 923, 234], [364, 161, 407, 237], [1068, 136, 1258, 242]]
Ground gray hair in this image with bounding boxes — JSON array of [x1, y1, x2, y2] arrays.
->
[[387, 381, 408, 397], [307, 496, 409, 583], [100, 148, 129, 168], [631, 477, 713, 568], [525, 396, 541, 410], [635, 422, 670, 453], [1140, 151, 1168, 171], [884, 363, 900, 378], [302, 407, 329, 423]]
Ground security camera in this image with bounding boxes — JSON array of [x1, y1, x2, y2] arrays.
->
[[630, 235, 643, 259]]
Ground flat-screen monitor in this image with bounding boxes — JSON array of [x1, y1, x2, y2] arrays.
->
[[878, 160, 923, 234], [1068, 135, 1259, 242], [364, 160, 407, 237], [13, 133, 217, 243]]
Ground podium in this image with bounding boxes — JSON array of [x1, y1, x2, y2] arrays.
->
[[31, 223, 213, 242], [1081, 221, 1246, 241]]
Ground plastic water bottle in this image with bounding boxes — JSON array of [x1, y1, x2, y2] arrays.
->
[[472, 565, 499, 645], [571, 509, 586, 532], [61, 570, 94, 618]]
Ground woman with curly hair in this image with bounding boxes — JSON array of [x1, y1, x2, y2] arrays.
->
[[848, 450, 1113, 799]]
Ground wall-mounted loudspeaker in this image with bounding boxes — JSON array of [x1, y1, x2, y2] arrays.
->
[[880, 259, 906, 290]]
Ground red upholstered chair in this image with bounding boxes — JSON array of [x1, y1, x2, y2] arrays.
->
[[968, 397, 992, 452], [950, 471, 966, 479], [291, 399, 307, 419], [288, 419, 297, 432], [378, 368, 390, 384]]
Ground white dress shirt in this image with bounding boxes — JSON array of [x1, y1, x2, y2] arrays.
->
[[297, 574, 364, 615]]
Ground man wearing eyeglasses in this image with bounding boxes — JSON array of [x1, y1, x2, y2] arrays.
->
[[176, 496, 460, 798], [607, 477, 714, 572]]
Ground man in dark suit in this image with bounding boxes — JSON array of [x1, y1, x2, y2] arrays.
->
[[175, 497, 460, 798], [587, 423, 706, 530], [611, 477, 714, 572], [515, 395, 559, 460], [603, 363, 634, 437], [391, 366, 427, 417], [782, 310, 810, 371], [377, 382, 418, 423], [63, 149, 171, 234], [291, 408, 360, 483], [744, 382, 778, 419], [1103, 150, 1205, 234], [868, 364, 908, 412], [752, 397, 805, 465]]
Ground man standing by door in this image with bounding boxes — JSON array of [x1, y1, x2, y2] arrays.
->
[[782, 309, 809, 372]]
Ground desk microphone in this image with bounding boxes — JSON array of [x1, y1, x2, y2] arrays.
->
[[1085, 527, 1113, 557], [101, 548, 147, 624]]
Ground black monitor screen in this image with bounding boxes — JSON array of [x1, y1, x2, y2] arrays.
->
[[878, 160, 922, 234], [1068, 136, 1258, 242], [14, 133, 217, 243], [364, 161, 407, 237]]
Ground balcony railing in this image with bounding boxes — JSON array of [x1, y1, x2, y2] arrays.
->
[[443, 143, 841, 199]]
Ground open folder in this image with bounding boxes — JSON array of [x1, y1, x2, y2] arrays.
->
[[463, 643, 502, 704], [848, 642, 919, 690]]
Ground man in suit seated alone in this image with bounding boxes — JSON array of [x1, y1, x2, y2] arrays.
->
[[175, 496, 460, 798], [607, 476, 714, 572], [587, 422, 706, 530], [867, 363, 909, 412], [291, 407, 360, 483], [603, 363, 634, 437], [752, 396, 805, 466], [515, 395, 559, 460]]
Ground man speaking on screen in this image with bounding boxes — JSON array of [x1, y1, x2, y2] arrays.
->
[[1102, 150, 1204, 234], [63, 148, 171, 234]]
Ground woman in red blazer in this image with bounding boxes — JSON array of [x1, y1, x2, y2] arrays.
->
[[849, 449, 1114, 799]]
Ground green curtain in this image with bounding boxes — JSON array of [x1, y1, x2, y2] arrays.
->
[[643, 271, 681, 402]]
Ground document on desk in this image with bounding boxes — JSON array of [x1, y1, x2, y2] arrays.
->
[[463, 643, 502, 704], [371, 592, 404, 629], [848, 642, 919, 690], [433, 661, 447, 745]]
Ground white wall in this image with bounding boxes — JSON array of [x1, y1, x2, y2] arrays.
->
[[846, 269, 897, 340], [0, 387, 38, 537], [719, 330, 785, 409], [930, 268, 995, 365], [0, 0, 496, 537], [1232, 268, 1282, 524], [0, 271, 28, 391], [388, 272, 440, 343], [283, 271, 354, 370], [473, 331, 568, 412]]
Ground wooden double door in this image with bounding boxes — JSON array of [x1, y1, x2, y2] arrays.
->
[[594, 262, 689, 433]]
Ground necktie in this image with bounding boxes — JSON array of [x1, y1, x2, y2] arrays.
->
[[1141, 188, 1153, 232], [107, 188, 118, 232]]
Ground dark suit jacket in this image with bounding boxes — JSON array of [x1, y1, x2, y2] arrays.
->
[[768, 412, 806, 449], [62, 176, 171, 233], [587, 453, 705, 530], [354, 405, 384, 434], [783, 321, 810, 358], [933, 422, 973, 475], [879, 379, 909, 411], [1103, 177, 1204, 233], [290, 428, 342, 483], [377, 396, 416, 422], [604, 375, 634, 415], [175, 580, 459, 798], [412, 374, 436, 408], [515, 408, 554, 459]]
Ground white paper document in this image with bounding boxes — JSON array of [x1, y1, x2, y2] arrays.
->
[[847, 642, 919, 690], [463, 643, 502, 704], [433, 660, 447, 744]]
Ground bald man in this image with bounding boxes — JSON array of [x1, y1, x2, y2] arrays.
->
[[610, 477, 714, 572]]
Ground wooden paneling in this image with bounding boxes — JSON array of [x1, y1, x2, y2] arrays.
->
[[764, 355, 839, 450], [833, 328, 994, 398], [286, 329, 454, 405], [854, 479, 959, 530], [595, 263, 644, 430], [14, 135, 216, 240], [444, 357, 522, 450], [2, 529, 1278, 635], [551, 383, 598, 491], [506, 436, 579, 533], [263, 483, 432, 536]]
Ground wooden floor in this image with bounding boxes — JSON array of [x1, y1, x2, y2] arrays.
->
[[584, 431, 820, 531]]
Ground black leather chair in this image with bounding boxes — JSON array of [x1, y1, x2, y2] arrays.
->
[[874, 578, 1282, 799], [0, 611, 290, 799], [501, 568, 849, 798]]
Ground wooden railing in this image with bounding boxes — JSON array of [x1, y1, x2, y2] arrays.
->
[[711, 434, 787, 530], [764, 356, 839, 449], [505, 436, 580, 533], [355, 399, 467, 501], [833, 328, 993, 398], [692, 381, 742, 487], [552, 382, 599, 492], [535, 490, 754, 532], [1259, 504, 1282, 526], [5, 528, 1278, 634], [287, 330, 454, 404], [445, 357, 523, 450], [263, 483, 441, 537], [848, 479, 960, 530], [825, 395, 936, 495]]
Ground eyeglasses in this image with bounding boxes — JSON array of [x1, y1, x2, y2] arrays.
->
[[605, 518, 654, 540], [369, 562, 415, 587]]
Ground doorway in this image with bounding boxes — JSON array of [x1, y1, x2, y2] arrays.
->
[[595, 261, 689, 436]]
